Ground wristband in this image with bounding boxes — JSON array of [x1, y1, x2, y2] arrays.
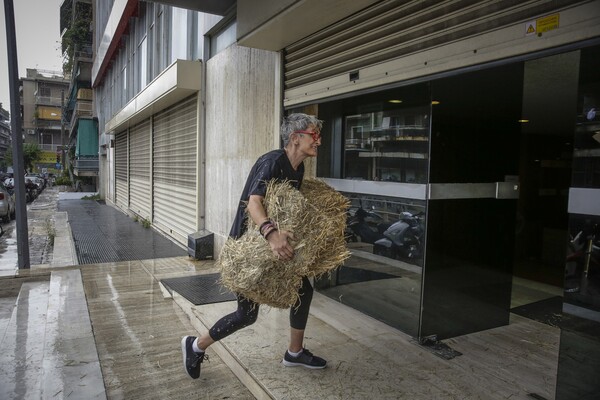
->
[[264, 227, 278, 239]]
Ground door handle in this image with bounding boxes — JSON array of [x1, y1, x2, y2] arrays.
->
[[428, 182, 519, 200]]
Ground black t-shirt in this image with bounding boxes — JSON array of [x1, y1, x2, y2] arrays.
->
[[229, 149, 304, 238]]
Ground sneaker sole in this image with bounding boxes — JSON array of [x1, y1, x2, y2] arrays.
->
[[181, 336, 189, 375], [181, 336, 195, 378], [282, 359, 327, 369]]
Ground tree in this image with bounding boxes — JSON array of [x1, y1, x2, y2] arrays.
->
[[61, 2, 92, 75], [5, 143, 42, 172]]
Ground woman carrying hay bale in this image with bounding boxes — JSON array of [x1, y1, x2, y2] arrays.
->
[[182, 113, 329, 379]]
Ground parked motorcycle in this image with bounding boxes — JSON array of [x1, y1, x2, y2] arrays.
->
[[345, 207, 389, 244], [373, 211, 425, 262], [565, 222, 599, 293]]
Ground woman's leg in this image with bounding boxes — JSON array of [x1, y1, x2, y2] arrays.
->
[[289, 277, 313, 351], [197, 295, 260, 350]]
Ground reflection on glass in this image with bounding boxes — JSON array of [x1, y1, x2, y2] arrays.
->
[[344, 107, 429, 183], [565, 215, 600, 302], [316, 193, 425, 336]]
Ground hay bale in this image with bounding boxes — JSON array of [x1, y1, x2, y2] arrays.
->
[[218, 178, 350, 308]]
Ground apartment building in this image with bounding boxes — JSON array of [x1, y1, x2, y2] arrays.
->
[[19, 68, 69, 173], [0, 104, 10, 171]]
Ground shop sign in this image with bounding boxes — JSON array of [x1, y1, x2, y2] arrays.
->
[[39, 151, 57, 164], [526, 14, 559, 36]]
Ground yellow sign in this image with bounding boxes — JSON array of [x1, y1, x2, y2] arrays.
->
[[527, 14, 559, 36], [39, 151, 58, 164], [526, 23, 536, 35], [537, 14, 559, 34]]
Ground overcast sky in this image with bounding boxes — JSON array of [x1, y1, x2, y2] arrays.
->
[[0, 0, 64, 113]]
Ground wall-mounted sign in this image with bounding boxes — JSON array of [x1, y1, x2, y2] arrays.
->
[[526, 14, 559, 36]]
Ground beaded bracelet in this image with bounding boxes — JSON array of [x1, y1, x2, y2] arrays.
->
[[264, 226, 278, 239], [259, 219, 273, 234]]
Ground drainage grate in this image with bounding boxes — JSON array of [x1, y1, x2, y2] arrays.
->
[[161, 273, 236, 305], [59, 199, 185, 264], [417, 337, 463, 360]]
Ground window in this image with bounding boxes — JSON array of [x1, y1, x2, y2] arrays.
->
[[170, 7, 189, 62], [139, 37, 147, 89], [209, 20, 236, 58], [311, 82, 431, 183], [39, 86, 51, 97]]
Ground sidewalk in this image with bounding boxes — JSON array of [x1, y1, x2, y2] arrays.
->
[[0, 190, 562, 399]]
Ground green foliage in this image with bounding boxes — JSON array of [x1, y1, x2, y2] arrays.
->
[[81, 193, 101, 201], [54, 175, 72, 186], [5, 143, 42, 171], [142, 218, 151, 229], [61, 3, 92, 75], [133, 215, 139, 223], [45, 218, 56, 246]]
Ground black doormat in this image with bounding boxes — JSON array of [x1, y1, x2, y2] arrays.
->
[[336, 266, 397, 285], [511, 296, 564, 327], [161, 273, 236, 305]]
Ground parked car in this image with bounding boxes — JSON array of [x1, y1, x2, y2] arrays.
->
[[0, 182, 15, 222]]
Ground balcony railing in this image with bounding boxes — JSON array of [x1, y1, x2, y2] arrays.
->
[[68, 101, 94, 134], [35, 96, 62, 106], [74, 157, 99, 172], [39, 144, 62, 152]]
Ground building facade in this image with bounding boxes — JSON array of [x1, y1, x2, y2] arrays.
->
[[93, 1, 600, 398], [61, 0, 98, 189], [19, 69, 69, 173], [0, 104, 10, 171]]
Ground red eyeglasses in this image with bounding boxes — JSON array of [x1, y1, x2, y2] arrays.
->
[[293, 130, 321, 142]]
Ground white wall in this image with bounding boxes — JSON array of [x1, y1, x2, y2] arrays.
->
[[205, 43, 280, 252]]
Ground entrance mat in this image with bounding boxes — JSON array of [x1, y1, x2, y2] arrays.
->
[[161, 273, 236, 305], [511, 296, 564, 327], [336, 266, 397, 285]]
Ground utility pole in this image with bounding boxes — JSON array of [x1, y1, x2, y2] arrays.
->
[[3, 0, 30, 269], [61, 89, 65, 172]]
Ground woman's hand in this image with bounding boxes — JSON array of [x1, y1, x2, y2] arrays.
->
[[267, 230, 295, 261]]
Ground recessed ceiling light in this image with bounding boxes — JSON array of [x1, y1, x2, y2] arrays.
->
[[388, 99, 402, 104], [518, 119, 529, 123]]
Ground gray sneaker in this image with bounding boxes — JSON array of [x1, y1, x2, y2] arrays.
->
[[181, 336, 208, 379], [282, 348, 327, 369]]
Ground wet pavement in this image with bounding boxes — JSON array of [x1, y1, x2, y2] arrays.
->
[[0, 188, 565, 399]]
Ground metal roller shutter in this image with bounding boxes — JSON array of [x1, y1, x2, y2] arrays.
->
[[128, 119, 152, 220], [284, 0, 584, 90], [153, 95, 198, 245], [115, 130, 128, 210]]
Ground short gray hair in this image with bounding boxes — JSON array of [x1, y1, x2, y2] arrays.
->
[[280, 113, 323, 146]]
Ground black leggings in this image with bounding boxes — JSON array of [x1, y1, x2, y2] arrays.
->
[[209, 276, 313, 341]]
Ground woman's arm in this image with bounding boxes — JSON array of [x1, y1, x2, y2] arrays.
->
[[248, 194, 295, 260]]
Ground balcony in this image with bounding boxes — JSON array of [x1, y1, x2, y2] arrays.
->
[[68, 100, 93, 134], [73, 156, 99, 176], [39, 144, 63, 152], [35, 96, 63, 107]]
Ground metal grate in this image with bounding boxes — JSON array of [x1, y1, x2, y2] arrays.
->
[[59, 199, 185, 264], [161, 273, 236, 305], [153, 95, 198, 245], [115, 130, 128, 209], [129, 119, 152, 220]]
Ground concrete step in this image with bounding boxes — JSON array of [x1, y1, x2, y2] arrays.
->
[[0, 271, 106, 399], [172, 285, 560, 400], [0, 280, 51, 399], [41, 270, 106, 399], [172, 289, 422, 400]]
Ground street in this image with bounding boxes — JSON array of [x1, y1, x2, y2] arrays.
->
[[0, 186, 58, 276]]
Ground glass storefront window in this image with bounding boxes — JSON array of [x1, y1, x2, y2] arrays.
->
[[344, 106, 429, 183]]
